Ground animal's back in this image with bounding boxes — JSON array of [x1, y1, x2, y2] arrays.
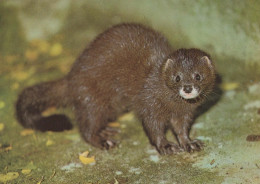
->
[[67, 23, 172, 107], [70, 23, 171, 73]]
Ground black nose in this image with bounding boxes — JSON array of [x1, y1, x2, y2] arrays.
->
[[183, 85, 192, 93]]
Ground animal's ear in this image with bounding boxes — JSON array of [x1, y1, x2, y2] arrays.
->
[[201, 56, 213, 68], [162, 58, 174, 73]]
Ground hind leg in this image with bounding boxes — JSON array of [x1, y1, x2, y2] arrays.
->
[[75, 103, 118, 149]]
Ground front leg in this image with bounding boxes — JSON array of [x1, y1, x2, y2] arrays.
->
[[170, 114, 203, 152], [142, 117, 182, 155]]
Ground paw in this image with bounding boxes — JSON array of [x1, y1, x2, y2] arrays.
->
[[157, 142, 183, 155], [99, 127, 120, 149], [101, 139, 118, 149], [181, 139, 204, 153], [81, 133, 118, 150]]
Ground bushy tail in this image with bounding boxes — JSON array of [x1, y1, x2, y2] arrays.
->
[[16, 78, 73, 132]]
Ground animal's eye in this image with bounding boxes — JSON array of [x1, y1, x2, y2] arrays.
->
[[195, 74, 201, 81], [175, 75, 181, 82]]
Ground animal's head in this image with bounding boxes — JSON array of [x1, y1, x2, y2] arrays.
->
[[162, 48, 216, 101]]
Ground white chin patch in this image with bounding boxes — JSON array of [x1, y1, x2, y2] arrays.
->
[[179, 87, 199, 99]]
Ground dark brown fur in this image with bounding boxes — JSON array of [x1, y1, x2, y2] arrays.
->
[[16, 23, 216, 154]]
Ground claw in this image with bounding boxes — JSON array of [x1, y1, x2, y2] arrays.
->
[[102, 139, 118, 149], [99, 126, 120, 149], [157, 141, 183, 155], [181, 139, 204, 152]]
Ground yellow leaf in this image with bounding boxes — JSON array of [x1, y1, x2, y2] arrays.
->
[[79, 155, 95, 165], [49, 43, 63, 57], [46, 139, 54, 146], [25, 49, 39, 62], [220, 82, 239, 91], [114, 178, 119, 184], [108, 122, 120, 128], [0, 172, 19, 182], [30, 39, 50, 54], [36, 40, 50, 54], [118, 112, 135, 121], [11, 71, 30, 81], [0, 101, 5, 109], [81, 151, 89, 157], [30, 39, 42, 47], [79, 151, 95, 165], [20, 129, 35, 136], [42, 107, 57, 117], [0, 123, 4, 132], [0, 144, 12, 152], [56, 56, 74, 73], [21, 169, 31, 175], [4, 145, 12, 151]]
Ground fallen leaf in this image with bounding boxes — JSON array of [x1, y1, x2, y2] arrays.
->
[[31, 39, 50, 54], [25, 49, 39, 62], [220, 82, 239, 91], [0, 101, 5, 109], [46, 139, 54, 146], [0, 172, 19, 182], [108, 122, 120, 128], [118, 112, 135, 122], [79, 151, 95, 165], [59, 64, 71, 73], [11, 71, 30, 81], [49, 43, 63, 56], [20, 129, 35, 136], [41, 107, 57, 117], [0, 144, 12, 152], [114, 178, 119, 184], [0, 123, 4, 132], [38, 41, 50, 54], [21, 169, 31, 175], [4, 145, 12, 151], [30, 39, 42, 47]]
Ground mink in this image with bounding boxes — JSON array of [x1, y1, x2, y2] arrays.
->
[[16, 23, 216, 154]]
